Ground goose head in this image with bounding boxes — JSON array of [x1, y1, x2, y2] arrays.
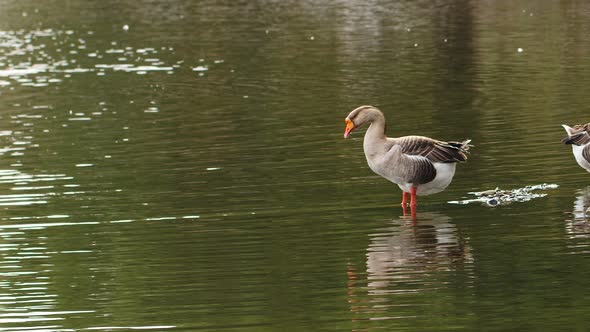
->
[[343, 105, 384, 138]]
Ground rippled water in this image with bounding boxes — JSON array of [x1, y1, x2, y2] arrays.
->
[[2, 0, 590, 331]]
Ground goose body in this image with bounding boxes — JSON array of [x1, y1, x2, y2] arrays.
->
[[562, 124, 590, 173], [344, 105, 471, 207]]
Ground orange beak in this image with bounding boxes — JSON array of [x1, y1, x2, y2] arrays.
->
[[344, 118, 355, 138]]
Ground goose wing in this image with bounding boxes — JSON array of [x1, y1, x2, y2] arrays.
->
[[562, 124, 590, 146], [395, 135, 470, 163], [381, 145, 437, 185]]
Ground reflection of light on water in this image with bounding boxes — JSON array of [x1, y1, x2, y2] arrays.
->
[[0, 221, 95, 328], [0, 103, 83, 206], [0, 221, 99, 230], [0, 212, 187, 330], [0, 28, 224, 89], [95, 64, 174, 73], [192, 65, 208, 72], [0, 64, 52, 77], [0, 170, 78, 206], [86, 326, 176, 330]]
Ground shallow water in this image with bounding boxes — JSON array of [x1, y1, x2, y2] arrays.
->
[[1, 0, 590, 331]]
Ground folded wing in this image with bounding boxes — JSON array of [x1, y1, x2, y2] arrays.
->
[[562, 124, 590, 146], [395, 135, 471, 163]]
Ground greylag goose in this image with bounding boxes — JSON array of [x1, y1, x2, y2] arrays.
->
[[562, 124, 590, 172], [344, 105, 471, 208]]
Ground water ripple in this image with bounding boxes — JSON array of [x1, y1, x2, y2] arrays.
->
[[0, 28, 225, 90], [348, 212, 474, 321]]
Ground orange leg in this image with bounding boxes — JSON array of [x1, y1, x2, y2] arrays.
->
[[410, 187, 418, 208], [401, 192, 409, 207]]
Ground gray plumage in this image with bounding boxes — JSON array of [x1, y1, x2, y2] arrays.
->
[[562, 124, 590, 171], [345, 105, 470, 196], [562, 123, 590, 146]]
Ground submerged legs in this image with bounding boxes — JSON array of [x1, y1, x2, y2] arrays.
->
[[401, 189, 417, 220]]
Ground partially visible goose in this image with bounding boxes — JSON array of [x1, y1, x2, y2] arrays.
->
[[344, 105, 471, 208], [562, 123, 590, 173]]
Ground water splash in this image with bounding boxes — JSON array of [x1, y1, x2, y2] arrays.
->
[[448, 183, 559, 206]]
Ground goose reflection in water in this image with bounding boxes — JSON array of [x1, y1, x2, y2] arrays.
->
[[347, 212, 473, 318], [565, 186, 590, 240]]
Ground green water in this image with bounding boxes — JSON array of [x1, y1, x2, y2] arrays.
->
[[1, 1, 590, 331]]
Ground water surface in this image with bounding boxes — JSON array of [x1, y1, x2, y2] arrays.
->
[[1, 1, 590, 331]]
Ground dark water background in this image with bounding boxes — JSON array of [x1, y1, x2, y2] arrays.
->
[[1, 1, 590, 331]]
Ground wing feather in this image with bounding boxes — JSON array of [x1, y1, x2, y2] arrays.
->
[[407, 156, 437, 184], [395, 136, 470, 163], [563, 124, 590, 146]]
